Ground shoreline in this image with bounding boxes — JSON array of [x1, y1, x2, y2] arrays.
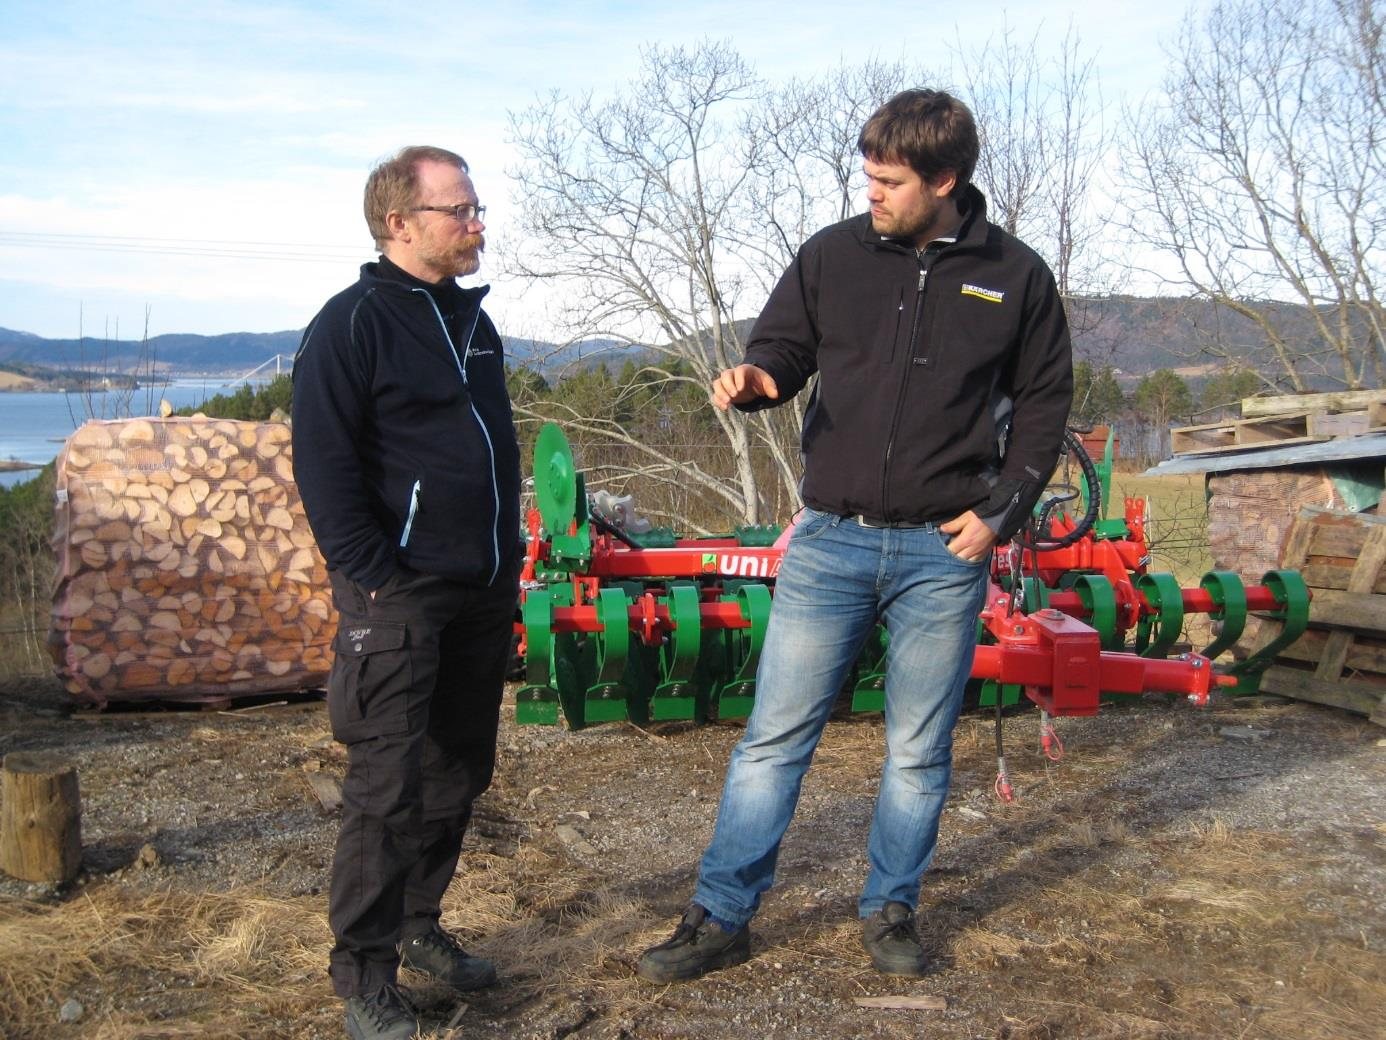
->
[[0, 372, 271, 394], [0, 459, 43, 473]]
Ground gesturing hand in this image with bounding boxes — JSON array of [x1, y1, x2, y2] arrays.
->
[[710, 365, 779, 410]]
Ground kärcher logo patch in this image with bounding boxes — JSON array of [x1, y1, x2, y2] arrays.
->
[[960, 283, 1005, 304]]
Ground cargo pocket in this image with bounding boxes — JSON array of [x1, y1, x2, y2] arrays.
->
[[327, 618, 412, 744]]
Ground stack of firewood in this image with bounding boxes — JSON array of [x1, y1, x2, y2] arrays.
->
[[1207, 469, 1347, 582], [49, 418, 335, 706]]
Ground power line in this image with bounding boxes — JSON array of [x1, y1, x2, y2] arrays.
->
[[0, 229, 364, 263], [0, 230, 363, 248], [0, 240, 357, 263]]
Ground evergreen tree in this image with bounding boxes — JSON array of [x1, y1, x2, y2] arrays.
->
[[1133, 369, 1194, 425], [1071, 361, 1126, 427]]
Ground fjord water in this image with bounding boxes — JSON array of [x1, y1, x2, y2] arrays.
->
[[0, 380, 263, 489]]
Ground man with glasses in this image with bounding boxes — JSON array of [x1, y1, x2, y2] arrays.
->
[[637, 90, 1072, 983], [293, 145, 520, 1040]]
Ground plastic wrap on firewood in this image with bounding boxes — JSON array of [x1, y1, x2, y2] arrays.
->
[[48, 418, 335, 707]]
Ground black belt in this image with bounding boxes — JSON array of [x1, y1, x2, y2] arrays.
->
[[844, 514, 934, 530]]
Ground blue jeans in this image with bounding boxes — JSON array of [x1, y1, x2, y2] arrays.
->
[[692, 508, 988, 926]]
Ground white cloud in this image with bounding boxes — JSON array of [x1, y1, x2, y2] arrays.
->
[[0, 0, 1191, 337]]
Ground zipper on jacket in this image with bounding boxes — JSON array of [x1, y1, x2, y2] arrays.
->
[[411, 288, 504, 583], [880, 258, 933, 521], [399, 479, 422, 548], [413, 288, 473, 385], [886, 288, 906, 366]]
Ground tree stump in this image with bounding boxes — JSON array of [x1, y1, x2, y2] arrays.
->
[[0, 752, 82, 883]]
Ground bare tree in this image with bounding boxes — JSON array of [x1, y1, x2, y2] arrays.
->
[[507, 42, 780, 525], [958, 21, 1116, 327], [1042, 27, 1113, 303], [0, 469, 54, 677], [1121, 0, 1386, 391], [507, 44, 921, 527], [748, 59, 924, 253], [960, 26, 1048, 241]]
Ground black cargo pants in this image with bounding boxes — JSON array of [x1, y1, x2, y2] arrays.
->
[[324, 563, 517, 998]]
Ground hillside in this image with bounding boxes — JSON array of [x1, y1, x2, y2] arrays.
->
[[0, 327, 301, 377], [0, 370, 36, 390], [0, 295, 1339, 385], [0, 327, 615, 381], [1068, 295, 1329, 383]]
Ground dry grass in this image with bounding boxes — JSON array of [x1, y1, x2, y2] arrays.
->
[[933, 813, 1386, 1040], [441, 847, 652, 984], [2, 677, 1381, 1039], [428, 846, 671, 1033], [0, 844, 666, 1039], [1112, 471, 1214, 585], [0, 886, 334, 1038], [2, 807, 1381, 1040]]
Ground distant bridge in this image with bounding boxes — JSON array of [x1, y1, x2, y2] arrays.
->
[[221, 353, 294, 387]]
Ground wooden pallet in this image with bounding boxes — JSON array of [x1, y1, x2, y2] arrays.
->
[[1241, 388, 1386, 419], [1171, 412, 1329, 456], [1249, 506, 1386, 725], [1306, 409, 1383, 438]]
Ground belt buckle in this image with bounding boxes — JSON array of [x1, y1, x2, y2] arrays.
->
[[854, 514, 884, 528]]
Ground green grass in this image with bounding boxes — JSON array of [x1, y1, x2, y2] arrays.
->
[[1109, 471, 1213, 586]]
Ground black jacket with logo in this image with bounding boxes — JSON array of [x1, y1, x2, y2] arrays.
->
[[291, 258, 521, 591], [741, 187, 1073, 535]]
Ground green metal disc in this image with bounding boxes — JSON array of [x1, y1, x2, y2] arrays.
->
[[534, 423, 578, 534], [1135, 571, 1185, 658], [1199, 570, 1248, 661], [1223, 569, 1311, 695], [1073, 573, 1120, 650]]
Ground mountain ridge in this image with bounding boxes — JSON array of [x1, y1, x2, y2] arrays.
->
[[0, 295, 1339, 388]]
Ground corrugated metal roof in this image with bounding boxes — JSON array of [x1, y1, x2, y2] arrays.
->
[[1142, 432, 1386, 476]]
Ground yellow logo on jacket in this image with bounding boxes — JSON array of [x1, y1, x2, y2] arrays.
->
[[960, 283, 1005, 304]]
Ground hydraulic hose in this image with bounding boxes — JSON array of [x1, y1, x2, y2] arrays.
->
[[1011, 428, 1102, 551]]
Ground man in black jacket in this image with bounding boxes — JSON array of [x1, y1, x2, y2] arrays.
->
[[293, 145, 521, 1040], [638, 91, 1072, 983]]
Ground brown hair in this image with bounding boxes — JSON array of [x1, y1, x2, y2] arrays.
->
[[363, 146, 469, 250], [857, 90, 978, 195]]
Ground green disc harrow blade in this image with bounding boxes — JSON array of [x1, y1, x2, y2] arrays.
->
[[534, 423, 578, 535]]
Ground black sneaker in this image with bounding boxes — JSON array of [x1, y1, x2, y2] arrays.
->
[[862, 901, 927, 976], [399, 924, 498, 991], [344, 983, 417, 1040], [635, 905, 752, 982]]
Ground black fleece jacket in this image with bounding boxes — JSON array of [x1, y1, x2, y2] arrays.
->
[[741, 186, 1072, 537], [291, 257, 521, 591]]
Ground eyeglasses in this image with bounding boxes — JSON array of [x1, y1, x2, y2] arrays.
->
[[411, 203, 486, 224]]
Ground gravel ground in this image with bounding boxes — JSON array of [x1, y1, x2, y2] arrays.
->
[[1, 675, 1383, 1039]]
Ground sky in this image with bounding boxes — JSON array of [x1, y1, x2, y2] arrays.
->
[[0, 1, 1191, 343]]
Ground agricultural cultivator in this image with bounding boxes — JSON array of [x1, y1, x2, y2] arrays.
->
[[515, 423, 1310, 736]]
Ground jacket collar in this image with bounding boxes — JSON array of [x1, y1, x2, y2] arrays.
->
[[858, 183, 990, 254], [360, 255, 491, 306]]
